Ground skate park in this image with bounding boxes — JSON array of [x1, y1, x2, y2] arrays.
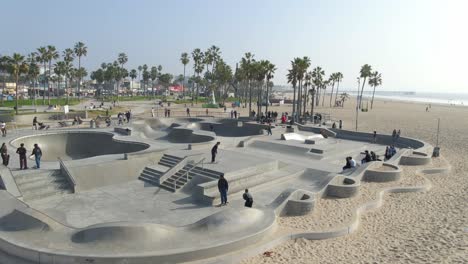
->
[[0, 115, 436, 263]]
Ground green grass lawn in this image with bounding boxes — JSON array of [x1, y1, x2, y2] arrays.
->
[[0, 98, 81, 108]]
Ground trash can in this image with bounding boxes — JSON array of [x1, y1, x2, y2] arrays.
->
[[90, 120, 96, 128]]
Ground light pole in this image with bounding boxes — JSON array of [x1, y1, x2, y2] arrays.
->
[[355, 77, 360, 131]]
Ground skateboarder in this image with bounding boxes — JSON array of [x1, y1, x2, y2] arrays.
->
[[16, 143, 28, 170], [211, 142, 220, 163], [31, 144, 42, 169], [218, 175, 229, 206]]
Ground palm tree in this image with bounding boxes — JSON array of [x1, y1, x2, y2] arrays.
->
[[116, 53, 128, 99], [264, 61, 276, 114], [334, 72, 343, 106], [303, 71, 312, 116], [369, 71, 382, 109], [45, 46, 59, 105], [137, 65, 143, 94], [150, 66, 158, 97], [6, 54, 29, 114], [359, 64, 372, 109], [142, 65, 150, 97], [287, 61, 298, 122], [36, 47, 48, 104], [311, 67, 325, 108], [62, 48, 74, 103], [26, 53, 39, 106], [192, 48, 204, 104], [329, 73, 337, 107], [129, 69, 137, 95], [340, 92, 350, 107], [240, 52, 254, 114], [74, 42, 87, 100], [0, 55, 9, 105], [180, 52, 190, 97], [54, 61, 67, 104]]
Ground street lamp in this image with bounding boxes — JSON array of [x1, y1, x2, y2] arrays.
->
[[355, 77, 360, 131]]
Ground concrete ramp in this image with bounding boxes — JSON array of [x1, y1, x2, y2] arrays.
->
[[0, 209, 50, 232]]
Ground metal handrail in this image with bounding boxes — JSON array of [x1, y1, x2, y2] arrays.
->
[[172, 157, 205, 191]]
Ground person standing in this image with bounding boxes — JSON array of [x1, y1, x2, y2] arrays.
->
[[243, 189, 253, 208], [211, 142, 220, 163], [266, 123, 272, 135], [31, 144, 42, 169], [16, 143, 28, 170], [218, 175, 229, 206], [234, 110, 237, 119], [0, 143, 9, 166], [339, 120, 342, 129], [0, 121, 6, 137], [186, 108, 190, 117], [33, 116, 38, 130], [373, 131, 377, 143], [151, 107, 155, 117]]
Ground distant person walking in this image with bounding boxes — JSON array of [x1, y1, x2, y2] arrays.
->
[[339, 120, 342, 129], [234, 110, 237, 119], [186, 108, 190, 117], [33, 117, 38, 130], [373, 131, 377, 143], [206, 109, 209, 116], [396, 129, 401, 141], [125, 111, 131, 123], [16, 143, 28, 170], [0, 121, 6, 137], [151, 107, 155, 117], [211, 142, 220, 163], [218, 175, 229, 206], [31, 144, 42, 169], [243, 189, 253, 208], [0, 143, 9, 166]]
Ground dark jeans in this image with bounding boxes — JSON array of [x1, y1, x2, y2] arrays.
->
[[245, 199, 253, 208], [219, 189, 227, 204], [19, 156, 27, 169], [35, 155, 41, 168], [211, 152, 216, 162], [1, 154, 8, 166]]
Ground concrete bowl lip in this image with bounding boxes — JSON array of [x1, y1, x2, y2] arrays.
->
[[0, 208, 277, 259], [8, 130, 151, 161]]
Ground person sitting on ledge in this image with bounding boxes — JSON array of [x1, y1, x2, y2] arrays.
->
[[342, 157, 352, 170], [243, 189, 253, 208], [361, 150, 372, 164]]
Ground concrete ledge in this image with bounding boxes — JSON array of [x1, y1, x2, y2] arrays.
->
[[400, 151, 432, 165], [326, 175, 360, 198], [0, 166, 21, 198], [364, 163, 402, 182], [284, 191, 315, 216]]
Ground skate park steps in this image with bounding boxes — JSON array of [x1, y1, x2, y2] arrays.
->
[[158, 154, 183, 167], [194, 161, 306, 205], [160, 162, 223, 192], [13, 170, 72, 201]]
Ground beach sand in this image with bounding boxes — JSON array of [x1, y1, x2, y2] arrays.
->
[[239, 96, 467, 263]]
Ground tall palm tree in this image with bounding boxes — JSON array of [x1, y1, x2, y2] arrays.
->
[[329, 73, 337, 107], [264, 61, 276, 114], [359, 64, 372, 109], [116, 53, 128, 99], [369, 71, 382, 109], [36, 47, 48, 104], [74, 42, 87, 100], [129, 69, 137, 95], [180, 52, 190, 97], [26, 52, 39, 105], [46, 45, 59, 105], [311, 66, 325, 108], [62, 48, 74, 103], [295, 57, 310, 119], [334, 72, 343, 106], [150, 66, 158, 97], [142, 65, 150, 97], [340, 92, 350, 107], [287, 61, 298, 122], [54, 61, 67, 103], [137, 65, 143, 94], [192, 48, 204, 104], [6, 54, 29, 114], [303, 71, 312, 116], [240, 52, 254, 114], [0, 55, 9, 105]]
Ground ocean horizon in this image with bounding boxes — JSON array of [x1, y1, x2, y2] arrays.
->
[[344, 91, 468, 106]]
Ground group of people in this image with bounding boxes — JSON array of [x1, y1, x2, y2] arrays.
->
[[0, 142, 42, 169], [342, 149, 381, 170], [331, 120, 343, 129], [117, 111, 132, 125], [217, 175, 253, 208], [229, 109, 238, 119], [164, 108, 171, 118], [72, 116, 83, 125], [32, 117, 49, 130], [385, 145, 397, 160]]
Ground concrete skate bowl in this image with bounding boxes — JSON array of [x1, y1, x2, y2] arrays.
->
[[192, 120, 267, 137], [167, 127, 215, 144], [10, 131, 149, 161], [132, 118, 204, 139]]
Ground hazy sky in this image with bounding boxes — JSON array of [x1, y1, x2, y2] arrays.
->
[[1, 0, 467, 92]]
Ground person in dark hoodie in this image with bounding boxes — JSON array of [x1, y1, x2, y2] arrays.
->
[[218, 175, 229, 206], [211, 142, 220, 163], [243, 189, 253, 208]]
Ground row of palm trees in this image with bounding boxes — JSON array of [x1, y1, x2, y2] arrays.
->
[[358, 64, 382, 110], [286, 57, 346, 122], [0, 42, 88, 113]]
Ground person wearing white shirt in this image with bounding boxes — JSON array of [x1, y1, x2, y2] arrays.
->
[[0, 122, 6, 137]]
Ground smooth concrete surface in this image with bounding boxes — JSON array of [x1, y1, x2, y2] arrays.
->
[[10, 131, 150, 161], [0, 117, 435, 263]]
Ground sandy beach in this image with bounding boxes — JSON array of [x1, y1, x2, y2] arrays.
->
[[237, 96, 467, 263]]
